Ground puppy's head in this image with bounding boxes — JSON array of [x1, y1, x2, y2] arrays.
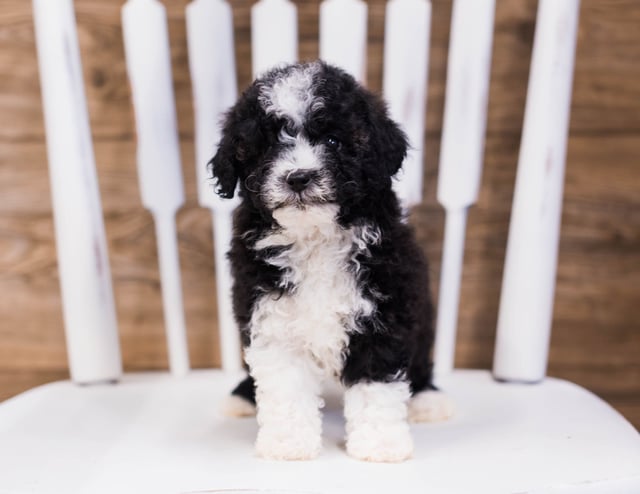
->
[[209, 61, 408, 222]]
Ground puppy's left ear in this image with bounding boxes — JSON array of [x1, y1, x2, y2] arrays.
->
[[368, 99, 409, 177]]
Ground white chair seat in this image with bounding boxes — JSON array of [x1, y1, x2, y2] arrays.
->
[[0, 370, 638, 494]]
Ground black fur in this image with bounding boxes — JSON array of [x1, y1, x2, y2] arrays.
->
[[210, 61, 435, 403]]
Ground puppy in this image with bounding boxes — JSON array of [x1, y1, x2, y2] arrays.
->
[[211, 61, 453, 462]]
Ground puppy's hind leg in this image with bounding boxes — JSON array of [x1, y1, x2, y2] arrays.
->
[[408, 389, 455, 423], [222, 375, 257, 418], [407, 358, 455, 423]]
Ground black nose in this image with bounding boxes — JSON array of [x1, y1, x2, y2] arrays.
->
[[286, 171, 314, 193]]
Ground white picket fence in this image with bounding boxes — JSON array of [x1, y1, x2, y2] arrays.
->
[[32, 0, 580, 384]]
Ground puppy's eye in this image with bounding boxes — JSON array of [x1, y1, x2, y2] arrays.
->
[[324, 135, 341, 149], [283, 121, 297, 138]]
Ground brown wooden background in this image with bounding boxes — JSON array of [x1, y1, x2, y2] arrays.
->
[[0, 0, 638, 428]]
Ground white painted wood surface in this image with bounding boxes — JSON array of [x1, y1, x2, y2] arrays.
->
[[12, 5, 640, 492], [122, 0, 189, 376], [434, 0, 495, 376], [186, 0, 242, 372], [32, 0, 122, 384], [1, 370, 639, 493], [319, 0, 368, 83], [251, 0, 298, 77], [383, 0, 431, 208], [493, 0, 581, 383]]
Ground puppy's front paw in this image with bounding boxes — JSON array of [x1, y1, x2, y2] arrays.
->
[[255, 424, 322, 461], [346, 423, 413, 463]]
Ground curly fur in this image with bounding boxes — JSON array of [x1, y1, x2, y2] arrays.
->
[[210, 61, 445, 462]]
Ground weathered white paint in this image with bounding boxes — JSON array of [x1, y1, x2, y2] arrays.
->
[[434, 0, 495, 375], [186, 0, 242, 372], [251, 0, 298, 77], [319, 0, 368, 84], [1, 370, 639, 492], [32, 0, 122, 384], [383, 0, 431, 208], [122, 0, 189, 376], [493, 0, 581, 383]]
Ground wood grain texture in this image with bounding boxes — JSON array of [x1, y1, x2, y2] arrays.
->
[[0, 0, 638, 429]]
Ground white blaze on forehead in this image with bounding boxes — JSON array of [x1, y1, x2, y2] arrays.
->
[[258, 63, 322, 127], [280, 137, 321, 171]]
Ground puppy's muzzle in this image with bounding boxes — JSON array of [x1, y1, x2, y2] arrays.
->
[[285, 170, 317, 193]]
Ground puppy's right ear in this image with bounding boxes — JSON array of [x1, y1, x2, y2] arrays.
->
[[208, 86, 264, 200], [208, 134, 239, 199]]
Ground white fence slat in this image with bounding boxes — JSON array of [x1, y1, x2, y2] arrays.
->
[[186, 0, 239, 212], [251, 0, 298, 77], [211, 213, 240, 371], [186, 0, 242, 372], [437, 0, 495, 211], [319, 0, 368, 83], [493, 0, 581, 383], [433, 0, 495, 376], [32, 0, 122, 384], [383, 0, 431, 208], [153, 213, 190, 374], [433, 209, 467, 375], [122, 0, 190, 376]]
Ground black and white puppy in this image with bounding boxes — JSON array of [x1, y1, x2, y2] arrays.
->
[[211, 61, 453, 462]]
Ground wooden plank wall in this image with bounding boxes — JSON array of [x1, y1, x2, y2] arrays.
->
[[0, 0, 638, 428]]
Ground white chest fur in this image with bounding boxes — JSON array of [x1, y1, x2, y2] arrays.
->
[[248, 205, 375, 377]]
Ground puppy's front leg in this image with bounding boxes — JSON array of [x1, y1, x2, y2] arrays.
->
[[344, 381, 413, 462], [246, 343, 324, 461]]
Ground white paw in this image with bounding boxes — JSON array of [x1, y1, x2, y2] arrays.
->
[[346, 423, 413, 463], [221, 395, 257, 418], [408, 391, 455, 423], [255, 424, 322, 461]]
